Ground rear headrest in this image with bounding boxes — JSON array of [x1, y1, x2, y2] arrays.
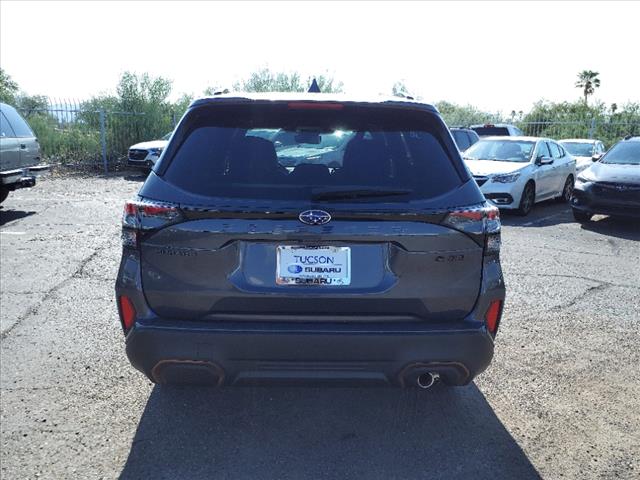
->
[[341, 138, 389, 181], [288, 163, 331, 184], [498, 142, 522, 157], [229, 136, 279, 177]]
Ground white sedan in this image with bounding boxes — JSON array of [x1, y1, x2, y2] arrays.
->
[[559, 138, 606, 173], [463, 136, 576, 215]]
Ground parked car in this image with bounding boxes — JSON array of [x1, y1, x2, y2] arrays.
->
[[450, 127, 480, 152], [470, 123, 524, 137], [463, 136, 576, 215], [559, 138, 606, 173], [0, 103, 48, 203], [116, 93, 505, 389], [248, 128, 354, 168], [571, 136, 640, 222], [127, 132, 172, 168]]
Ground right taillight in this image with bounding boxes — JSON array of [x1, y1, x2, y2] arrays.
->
[[121, 198, 181, 247], [485, 299, 502, 334], [118, 295, 136, 331], [443, 203, 501, 256]]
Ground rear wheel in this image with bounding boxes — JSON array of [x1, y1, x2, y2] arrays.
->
[[0, 186, 9, 204], [516, 182, 535, 216], [557, 175, 574, 203], [572, 209, 592, 223]]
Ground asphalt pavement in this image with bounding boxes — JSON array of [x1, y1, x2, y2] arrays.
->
[[1, 172, 638, 479]]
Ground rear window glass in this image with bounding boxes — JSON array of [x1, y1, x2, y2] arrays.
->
[[472, 126, 510, 136], [161, 103, 463, 202], [0, 104, 34, 137], [465, 139, 535, 163], [451, 130, 470, 151], [1, 111, 16, 137], [560, 142, 594, 157], [601, 141, 640, 165]]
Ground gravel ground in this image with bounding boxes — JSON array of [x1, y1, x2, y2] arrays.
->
[[1, 173, 638, 479]]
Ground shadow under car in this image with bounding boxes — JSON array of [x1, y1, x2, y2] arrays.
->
[[119, 383, 539, 480]]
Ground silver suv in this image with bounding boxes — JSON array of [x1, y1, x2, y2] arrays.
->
[[0, 103, 47, 203], [116, 93, 506, 389]]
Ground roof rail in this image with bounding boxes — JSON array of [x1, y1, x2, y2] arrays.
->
[[213, 89, 230, 95]]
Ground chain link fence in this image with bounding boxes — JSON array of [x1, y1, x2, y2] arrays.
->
[[18, 98, 640, 172], [18, 99, 179, 172], [441, 114, 639, 148]]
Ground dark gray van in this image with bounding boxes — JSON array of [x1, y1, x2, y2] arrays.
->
[[116, 93, 506, 389]]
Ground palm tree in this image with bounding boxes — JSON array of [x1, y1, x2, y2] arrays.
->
[[575, 70, 601, 104]]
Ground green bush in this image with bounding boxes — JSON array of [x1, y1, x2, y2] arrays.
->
[[27, 113, 100, 164]]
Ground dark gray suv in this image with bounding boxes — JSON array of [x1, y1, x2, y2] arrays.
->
[[116, 93, 505, 389]]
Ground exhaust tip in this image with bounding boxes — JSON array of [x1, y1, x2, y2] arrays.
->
[[151, 359, 225, 386], [416, 372, 439, 389]]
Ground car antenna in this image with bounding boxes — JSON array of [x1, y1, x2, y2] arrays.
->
[[308, 78, 321, 93]]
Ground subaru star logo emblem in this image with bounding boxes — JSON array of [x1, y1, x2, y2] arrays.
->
[[299, 210, 331, 225]]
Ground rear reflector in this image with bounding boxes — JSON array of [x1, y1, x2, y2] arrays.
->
[[485, 300, 502, 334], [287, 102, 344, 110], [119, 296, 136, 331]]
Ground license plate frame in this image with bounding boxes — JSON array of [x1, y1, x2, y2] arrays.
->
[[276, 245, 351, 286]]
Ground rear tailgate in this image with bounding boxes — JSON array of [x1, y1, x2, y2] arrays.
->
[[139, 217, 483, 322]]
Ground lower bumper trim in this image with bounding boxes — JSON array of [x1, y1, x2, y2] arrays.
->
[[126, 321, 494, 387]]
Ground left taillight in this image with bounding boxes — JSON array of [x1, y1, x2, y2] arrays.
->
[[121, 198, 181, 247], [442, 203, 501, 256]]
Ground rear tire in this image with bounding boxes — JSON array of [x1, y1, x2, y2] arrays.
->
[[572, 209, 592, 223], [557, 175, 574, 203], [516, 182, 535, 216], [0, 186, 9, 204]]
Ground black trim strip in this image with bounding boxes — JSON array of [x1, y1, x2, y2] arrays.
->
[[181, 208, 448, 224]]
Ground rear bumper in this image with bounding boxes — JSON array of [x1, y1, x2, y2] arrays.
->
[[127, 159, 154, 168], [125, 319, 495, 387], [1, 165, 49, 190]]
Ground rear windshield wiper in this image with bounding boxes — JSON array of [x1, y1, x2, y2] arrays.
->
[[311, 187, 412, 201]]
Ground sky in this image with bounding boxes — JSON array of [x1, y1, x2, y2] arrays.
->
[[1, 1, 639, 114]]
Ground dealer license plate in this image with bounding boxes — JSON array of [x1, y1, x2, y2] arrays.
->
[[276, 246, 351, 286]]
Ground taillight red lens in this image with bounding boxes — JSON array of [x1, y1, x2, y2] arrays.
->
[[122, 199, 181, 246], [140, 204, 177, 216], [485, 300, 502, 334], [119, 295, 136, 331], [443, 203, 501, 236]]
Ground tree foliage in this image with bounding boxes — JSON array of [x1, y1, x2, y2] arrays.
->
[[575, 70, 601, 105], [76, 72, 177, 157], [15, 94, 49, 118], [392, 81, 411, 98], [521, 100, 639, 147], [0, 68, 19, 104], [233, 68, 343, 93], [434, 101, 499, 126], [2, 67, 638, 166]]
